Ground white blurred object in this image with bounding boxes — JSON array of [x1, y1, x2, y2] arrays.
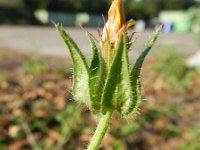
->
[[76, 13, 90, 26], [191, 24, 200, 33], [8, 125, 20, 138], [134, 20, 146, 32], [34, 9, 48, 24], [187, 51, 200, 67]]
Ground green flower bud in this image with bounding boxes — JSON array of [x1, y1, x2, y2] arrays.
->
[[56, 0, 161, 117]]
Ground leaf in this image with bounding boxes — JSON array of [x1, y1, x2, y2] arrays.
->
[[114, 37, 132, 112], [101, 35, 126, 114], [88, 35, 101, 113], [88, 35, 100, 76], [122, 26, 162, 117], [56, 24, 91, 106], [94, 56, 108, 113]]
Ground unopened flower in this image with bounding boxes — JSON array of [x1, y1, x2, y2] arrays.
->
[[56, 0, 161, 149], [100, 0, 136, 64], [56, 0, 161, 116]]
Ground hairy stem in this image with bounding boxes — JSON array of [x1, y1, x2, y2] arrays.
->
[[87, 111, 112, 150]]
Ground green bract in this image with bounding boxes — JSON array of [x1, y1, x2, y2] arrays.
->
[[56, 24, 161, 118]]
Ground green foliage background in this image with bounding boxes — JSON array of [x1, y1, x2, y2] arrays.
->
[[0, 0, 198, 24]]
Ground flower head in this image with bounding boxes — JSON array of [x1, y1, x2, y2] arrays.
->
[[100, 0, 135, 64]]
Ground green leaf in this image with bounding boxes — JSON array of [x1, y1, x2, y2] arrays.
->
[[114, 37, 132, 112], [93, 56, 107, 113], [56, 24, 91, 106], [89, 35, 100, 76], [101, 35, 126, 114], [88, 35, 101, 113], [122, 26, 162, 117]]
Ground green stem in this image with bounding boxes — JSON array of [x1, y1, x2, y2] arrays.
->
[[87, 111, 112, 150]]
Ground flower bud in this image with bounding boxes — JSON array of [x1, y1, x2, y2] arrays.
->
[[100, 0, 135, 65]]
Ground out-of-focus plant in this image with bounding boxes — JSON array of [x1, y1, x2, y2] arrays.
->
[[56, 0, 161, 149], [151, 48, 200, 91], [20, 55, 48, 74], [189, 7, 200, 33], [179, 124, 200, 150], [189, 7, 200, 46], [151, 48, 187, 89]]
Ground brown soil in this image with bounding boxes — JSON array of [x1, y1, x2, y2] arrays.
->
[[0, 48, 200, 150]]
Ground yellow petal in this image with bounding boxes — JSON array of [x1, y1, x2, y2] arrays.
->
[[125, 19, 136, 30]]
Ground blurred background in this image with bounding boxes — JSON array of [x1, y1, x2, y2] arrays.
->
[[0, 0, 200, 150]]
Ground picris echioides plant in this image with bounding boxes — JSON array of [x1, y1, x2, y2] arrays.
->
[[56, 0, 161, 149]]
